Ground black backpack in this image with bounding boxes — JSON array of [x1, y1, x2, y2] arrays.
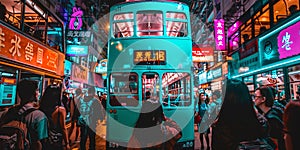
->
[[0, 107, 36, 150]]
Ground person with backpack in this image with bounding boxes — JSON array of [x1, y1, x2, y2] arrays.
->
[[39, 84, 70, 150], [78, 87, 104, 150], [0, 79, 48, 150], [254, 86, 285, 150]]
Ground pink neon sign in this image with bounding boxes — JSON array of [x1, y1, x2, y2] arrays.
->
[[214, 19, 225, 50], [277, 21, 300, 59], [69, 7, 83, 30]]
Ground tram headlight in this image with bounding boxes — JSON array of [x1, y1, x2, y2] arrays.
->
[[116, 42, 123, 51]]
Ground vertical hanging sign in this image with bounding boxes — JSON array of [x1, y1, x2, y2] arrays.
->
[[214, 19, 225, 50]]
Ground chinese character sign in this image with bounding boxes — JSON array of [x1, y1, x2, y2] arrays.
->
[[0, 24, 61, 73], [214, 19, 225, 50], [277, 21, 300, 59]]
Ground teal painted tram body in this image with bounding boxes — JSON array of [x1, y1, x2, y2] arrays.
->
[[106, 1, 194, 149]]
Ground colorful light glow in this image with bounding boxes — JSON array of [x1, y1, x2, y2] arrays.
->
[[214, 19, 225, 50], [69, 7, 83, 30], [277, 21, 300, 59]]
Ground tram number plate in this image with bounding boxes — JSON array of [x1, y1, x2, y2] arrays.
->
[[133, 50, 166, 65]]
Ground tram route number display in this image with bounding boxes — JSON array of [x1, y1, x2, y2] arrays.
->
[[133, 50, 166, 65]]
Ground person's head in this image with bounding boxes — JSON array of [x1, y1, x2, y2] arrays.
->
[[212, 90, 221, 101], [218, 79, 263, 138], [254, 86, 274, 108], [283, 100, 300, 148], [17, 79, 39, 106], [39, 85, 61, 114], [289, 5, 298, 14], [145, 91, 151, 99], [75, 88, 82, 96], [87, 86, 95, 96], [199, 92, 206, 101]]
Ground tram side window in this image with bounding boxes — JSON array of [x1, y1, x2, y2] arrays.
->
[[109, 72, 138, 107], [137, 11, 163, 36], [162, 72, 191, 107], [113, 13, 134, 38], [166, 12, 187, 37]]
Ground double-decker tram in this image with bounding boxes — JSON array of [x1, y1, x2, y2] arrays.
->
[[106, 1, 194, 149]]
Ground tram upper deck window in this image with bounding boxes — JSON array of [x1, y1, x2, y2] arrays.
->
[[166, 12, 187, 37], [113, 13, 134, 38], [109, 72, 138, 107], [137, 11, 163, 36]]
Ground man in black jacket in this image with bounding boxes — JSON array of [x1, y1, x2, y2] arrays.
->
[[254, 86, 285, 150]]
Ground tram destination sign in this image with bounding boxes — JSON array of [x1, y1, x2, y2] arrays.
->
[[133, 50, 166, 65]]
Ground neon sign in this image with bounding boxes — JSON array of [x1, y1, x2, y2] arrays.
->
[[214, 19, 225, 50], [277, 21, 300, 59], [69, 7, 83, 30]]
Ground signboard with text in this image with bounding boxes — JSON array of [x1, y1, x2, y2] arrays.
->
[[214, 19, 225, 50], [133, 50, 166, 65], [66, 45, 88, 56], [0, 24, 63, 75], [192, 45, 214, 62], [277, 21, 300, 59]]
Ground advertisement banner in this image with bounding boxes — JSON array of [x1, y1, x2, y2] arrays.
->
[[277, 21, 300, 59], [66, 45, 88, 56], [71, 64, 88, 84], [0, 24, 63, 74], [192, 45, 214, 62], [214, 19, 225, 50]]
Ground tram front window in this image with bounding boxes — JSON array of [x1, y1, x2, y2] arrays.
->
[[137, 11, 163, 36], [109, 72, 138, 107]]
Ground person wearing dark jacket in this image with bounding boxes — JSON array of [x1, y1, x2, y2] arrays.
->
[[79, 87, 104, 150], [212, 79, 267, 150], [254, 86, 285, 150], [283, 99, 300, 150]]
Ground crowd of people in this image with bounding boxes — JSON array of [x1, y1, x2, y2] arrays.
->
[[1, 78, 300, 150], [0, 79, 105, 150], [195, 79, 300, 150]]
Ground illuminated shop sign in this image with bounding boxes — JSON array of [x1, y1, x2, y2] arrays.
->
[[133, 50, 166, 65], [71, 64, 88, 84], [211, 67, 222, 79], [95, 59, 107, 74], [69, 7, 83, 30], [259, 16, 300, 66], [214, 19, 225, 50], [227, 21, 242, 37], [192, 44, 214, 62], [277, 21, 300, 59], [67, 30, 91, 38], [0, 24, 63, 74], [66, 45, 88, 56]]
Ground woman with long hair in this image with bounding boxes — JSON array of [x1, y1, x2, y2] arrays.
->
[[283, 99, 300, 150], [39, 85, 70, 150], [196, 92, 210, 149], [212, 79, 267, 150]]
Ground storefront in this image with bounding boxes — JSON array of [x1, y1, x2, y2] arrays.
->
[[0, 24, 65, 107], [232, 15, 300, 100]]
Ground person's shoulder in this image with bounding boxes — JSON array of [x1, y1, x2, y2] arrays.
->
[[28, 109, 47, 121]]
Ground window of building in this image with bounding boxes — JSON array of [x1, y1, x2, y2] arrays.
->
[[254, 9, 270, 37], [240, 22, 252, 43], [273, 0, 289, 23]]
